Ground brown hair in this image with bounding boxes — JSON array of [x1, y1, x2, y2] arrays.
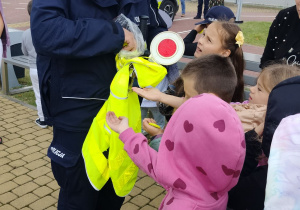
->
[[181, 54, 237, 103], [213, 21, 245, 102], [27, 0, 32, 16], [259, 64, 300, 93]]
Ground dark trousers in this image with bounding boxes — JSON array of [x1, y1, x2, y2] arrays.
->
[[51, 157, 125, 210], [197, 0, 209, 18]]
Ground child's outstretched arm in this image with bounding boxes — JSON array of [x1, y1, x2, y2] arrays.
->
[[132, 87, 184, 108], [106, 112, 164, 187]]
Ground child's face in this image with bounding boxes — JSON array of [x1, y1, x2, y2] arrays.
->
[[183, 77, 199, 102], [249, 77, 269, 105], [194, 22, 229, 58]]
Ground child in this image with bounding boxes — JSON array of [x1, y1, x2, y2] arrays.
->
[[21, 0, 47, 128], [134, 21, 245, 149], [135, 21, 245, 111], [233, 63, 300, 135], [228, 73, 300, 209], [106, 55, 246, 210]]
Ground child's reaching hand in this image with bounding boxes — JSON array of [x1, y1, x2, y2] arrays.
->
[[106, 111, 129, 134], [142, 118, 164, 137], [132, 87, 164, 102]]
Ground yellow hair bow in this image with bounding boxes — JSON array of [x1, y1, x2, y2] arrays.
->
[[235, 31, 244, 48]]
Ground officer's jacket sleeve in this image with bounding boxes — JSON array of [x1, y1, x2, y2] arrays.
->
[[30, 0, 124, 58]]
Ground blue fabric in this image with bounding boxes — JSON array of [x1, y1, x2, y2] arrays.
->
[[149, 136, 162, 151], [180, 0, 185, 14], [141, 107, 166, 129], [31, 0, 167, 131], [31, 0, 168, 168], [51, 157, 125, 210], [197, 0, 209, 18]]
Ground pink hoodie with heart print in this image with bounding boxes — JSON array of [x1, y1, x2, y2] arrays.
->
[[119, 93, 245, 209]]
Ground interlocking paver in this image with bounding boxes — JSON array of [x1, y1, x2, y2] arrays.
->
[[9, 159, 27, 168], [0, 164, 13, 174], [140, 205, 157, 210], [33, 186, 53, 197], [21, 133, 37, 141], [149, 193, 165, 208], [33, 129, 52, 137], [10, 166, 29, 176], [141, 185, 165, 199], [0, 157, 10, 166], [130, 195, 150, 207], [29, 196, 57, 210], [16, 127, 37, 136], [0, 173, 15, 185], [7, 152, 24, 161], [19, 145, 41, 156], [51, 189, 59, 199], [35, 134, 53, 142], [25, 159, 48, 170], [5, 143, 26, 153], [13, 119, 32, 126], [129, 186, 143, 197], [10, 193, 39, 209], [34, 175, 53, 186], [121, 202, 139, 210], [37, 141, 51, 149], [6, 127, 22, 134], [12, 181, 39, 197], [13, 174, 33, 185], [135, 176, 156, 190], [0, 204, 16, 210], [45, 206, 57, 210], [0, 181, 18, 195], [0, 192, 18, 205], [22, 151, 44, 162], [28, 166, 52, 179], [24, 139, 39, 147], [46, 180, 60, 191], [2, 138, 25, 147]]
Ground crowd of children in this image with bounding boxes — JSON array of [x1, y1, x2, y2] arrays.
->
[[109, 14, 300, 210]]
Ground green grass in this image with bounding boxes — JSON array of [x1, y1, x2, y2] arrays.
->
[[239, 21, 272, 47], [13, 91, 36, 106], [6, 22, 270, 106], [10, 69, 36, 107]]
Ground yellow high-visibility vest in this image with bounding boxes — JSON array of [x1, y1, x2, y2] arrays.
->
[[82, 56, 167, 196]]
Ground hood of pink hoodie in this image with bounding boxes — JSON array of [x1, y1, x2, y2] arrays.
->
[[156, 94, 245, 204]]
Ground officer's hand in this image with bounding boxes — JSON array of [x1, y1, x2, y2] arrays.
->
[[123, 28, 137, 51], [106, 111, 129, 134], [142, 118, 163, 137]]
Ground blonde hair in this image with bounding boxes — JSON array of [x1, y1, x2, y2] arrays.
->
[[259, 64, 300, 93]]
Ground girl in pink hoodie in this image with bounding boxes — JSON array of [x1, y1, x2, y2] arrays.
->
[[106, 55, 245, 209]]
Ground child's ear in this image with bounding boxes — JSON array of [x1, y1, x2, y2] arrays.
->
[[222, 49, 231, 57]]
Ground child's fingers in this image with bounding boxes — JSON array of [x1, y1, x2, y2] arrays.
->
[[143, 118, 152, 123], [149, 118, 157, 123]]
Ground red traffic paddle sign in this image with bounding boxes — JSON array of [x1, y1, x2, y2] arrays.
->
[[150, 31, 185, 65]]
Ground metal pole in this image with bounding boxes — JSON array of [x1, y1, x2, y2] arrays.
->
[[235, 0, 243, 24]]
